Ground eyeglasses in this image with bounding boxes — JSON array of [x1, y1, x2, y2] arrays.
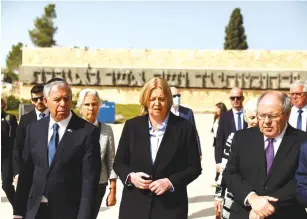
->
[[257, 113, 282, 121], [31, 96, 44, 102], [230, 96, 242, 101], [172, 94, 181, 98], [289, 92, 306, 97]]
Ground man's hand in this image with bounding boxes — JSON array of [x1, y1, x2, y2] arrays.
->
[[249, 210, 265, 219], [216, 164, 221, 173], [248, 194, 278, 218], [149, 178, 172, 195], [214, 199, 222, 212], [130, 172, 152, 189]]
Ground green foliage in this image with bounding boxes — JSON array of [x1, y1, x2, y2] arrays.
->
[[224, 8, 248, 50], [2, 70, 19, 83], [6, 42, 23, 73], [115, 104, 141, 122], [6, 95, 20, 110], [29, 4, 57, 47]]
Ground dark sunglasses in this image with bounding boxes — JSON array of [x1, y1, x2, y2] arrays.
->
[[230, 96, 242, 101], [31, 96, 44, 102], [172, 94, 181, 98]]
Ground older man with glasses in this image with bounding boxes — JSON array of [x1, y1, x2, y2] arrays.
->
[[13, 84, 49, 181], [215, 87, 247, 179], [289, 80, 307, 131]]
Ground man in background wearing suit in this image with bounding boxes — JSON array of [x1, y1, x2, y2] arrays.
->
[[215, 87, 247, 174], [170, 86, 202, 159], [296, 141, 307, 207], [13, 80, 101, 219], [289, 80, 307, 131], [13, 84, 49, 178], [224, 91, 307, 219]]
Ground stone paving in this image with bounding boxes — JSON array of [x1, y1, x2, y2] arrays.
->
[[0, 113, 217, 219]]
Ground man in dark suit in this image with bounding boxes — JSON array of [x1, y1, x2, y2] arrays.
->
[[1, 97, 18, 207], [13, 80, 101, 219], [224, 91, 307, 219], [296, 141, 307, 207], [13, 84, 49, 177], [170, 86, 202, 159], [215, 87, 247, 174]]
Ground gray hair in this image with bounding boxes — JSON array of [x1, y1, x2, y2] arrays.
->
[[244, 98, 258, 114], [257, 91, 291, 114], [290, 80, 307, 92], [43, 81, 72, 98], [76, 88, 101, 109]]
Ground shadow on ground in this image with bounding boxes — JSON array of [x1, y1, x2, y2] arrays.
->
[[188, 207, 215, 219], [188, 195, 214, 203]]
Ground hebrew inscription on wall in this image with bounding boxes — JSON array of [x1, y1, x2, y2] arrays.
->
[[20, 66, 306, 89]]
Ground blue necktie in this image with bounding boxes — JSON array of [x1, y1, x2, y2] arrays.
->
[[39, 112, 45, 120], [237, 112, 242, 130], [297, 109, 303, 130], [48, 123, 59, 166]]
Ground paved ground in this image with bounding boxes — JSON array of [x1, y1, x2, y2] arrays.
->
[[0, 113, 217, 219]]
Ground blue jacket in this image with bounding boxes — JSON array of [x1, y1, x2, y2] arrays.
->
[[296, 141, 307, 207]]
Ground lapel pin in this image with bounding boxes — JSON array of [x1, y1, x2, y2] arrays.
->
[[67, 129, 72, 132]]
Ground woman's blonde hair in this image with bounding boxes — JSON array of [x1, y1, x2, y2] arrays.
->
[[139, 77, 173, 115]]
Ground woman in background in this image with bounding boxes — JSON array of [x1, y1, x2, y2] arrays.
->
[[212, 102, 228, 147], [77, 89, 117, 219]]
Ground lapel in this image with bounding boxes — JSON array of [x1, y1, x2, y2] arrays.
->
[[153, 113, 178, 169], [137, 114, 154, 171], [265, 125, 296, 183], [36, 116, 50, 172], [30, 110, 38, 122], [47, 113, 78, 174], [229, 110, 236, 132], [251, 128, 267, 181], [178, 106, 185, 118], [243, 120, 248, 129]]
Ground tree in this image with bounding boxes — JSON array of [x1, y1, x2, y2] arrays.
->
[[29, 4, 57, 47], [224, 8, 248, 50], [4, 42, 22, 83]]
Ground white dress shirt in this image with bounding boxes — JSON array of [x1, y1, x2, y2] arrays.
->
[[35, 108, 50, 120], [244, 123, 288, 205], [232, 108, 244, 131], [170, 106, 180, 116], [289, 105, 307, 131]]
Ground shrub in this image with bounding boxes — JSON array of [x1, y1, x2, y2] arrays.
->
[[6, 95, 20, 110]]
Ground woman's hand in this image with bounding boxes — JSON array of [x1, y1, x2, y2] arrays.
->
[[106, 188, 116, 207], [214, 199, 222, 212]]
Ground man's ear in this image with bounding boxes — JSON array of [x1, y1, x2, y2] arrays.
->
[[43, 97, 47, 105]]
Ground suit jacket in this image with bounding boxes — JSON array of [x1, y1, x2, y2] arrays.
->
[[178, 105, 202, 156], [296, 141, 307, 207], [1, 112, 18, 159], [98, 122, 117, 184], [14, 112, 101, 219], [215, 109, 247, 163], [13, 110, 37, 176], [224, 125, 307, 219], [113, 113, 202, 219]]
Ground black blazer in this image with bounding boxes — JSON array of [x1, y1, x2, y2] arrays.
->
[[178, 105, 202, 156], [113, 113, 202, 219], [13, 110, 37, 175], [1, 112, 18, 159], [13, 112, 101, 219], [224, 125, 307, 219], [215, 109, 247, 163]]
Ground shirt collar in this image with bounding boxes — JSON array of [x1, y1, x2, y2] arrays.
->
[[93, 119, 99, 127], [49, 111, 72, 131], [232, 108, 244, 114], [292, 105, 307, 112], [263, 123, 288, 142], [148, 113, 170, 131], [35, 108, 50, 116]]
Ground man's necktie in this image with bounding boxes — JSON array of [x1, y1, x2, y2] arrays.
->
[[266, 138, 274, 175], [297, 109, 303, 130], [39, 112, 46, 120], [237, 112, 242, 130], [48, 123, 59, 166]]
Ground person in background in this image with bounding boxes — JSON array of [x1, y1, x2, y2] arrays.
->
[[114, 77, 201, 219], [296, 141, 307, 207], [212, 102, 228, 147], [13, 84, 49, 182], [214, 98, 258, 219], [1, 96, 18, 208], [170, 86, 202, 159], [289, 80, 307, 131], [77, 88, 117, 218]]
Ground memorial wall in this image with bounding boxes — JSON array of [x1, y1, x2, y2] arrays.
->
[[19, 48, 307, 110]]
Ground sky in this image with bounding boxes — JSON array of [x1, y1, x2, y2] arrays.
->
[[1, 1, 307, 67]]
